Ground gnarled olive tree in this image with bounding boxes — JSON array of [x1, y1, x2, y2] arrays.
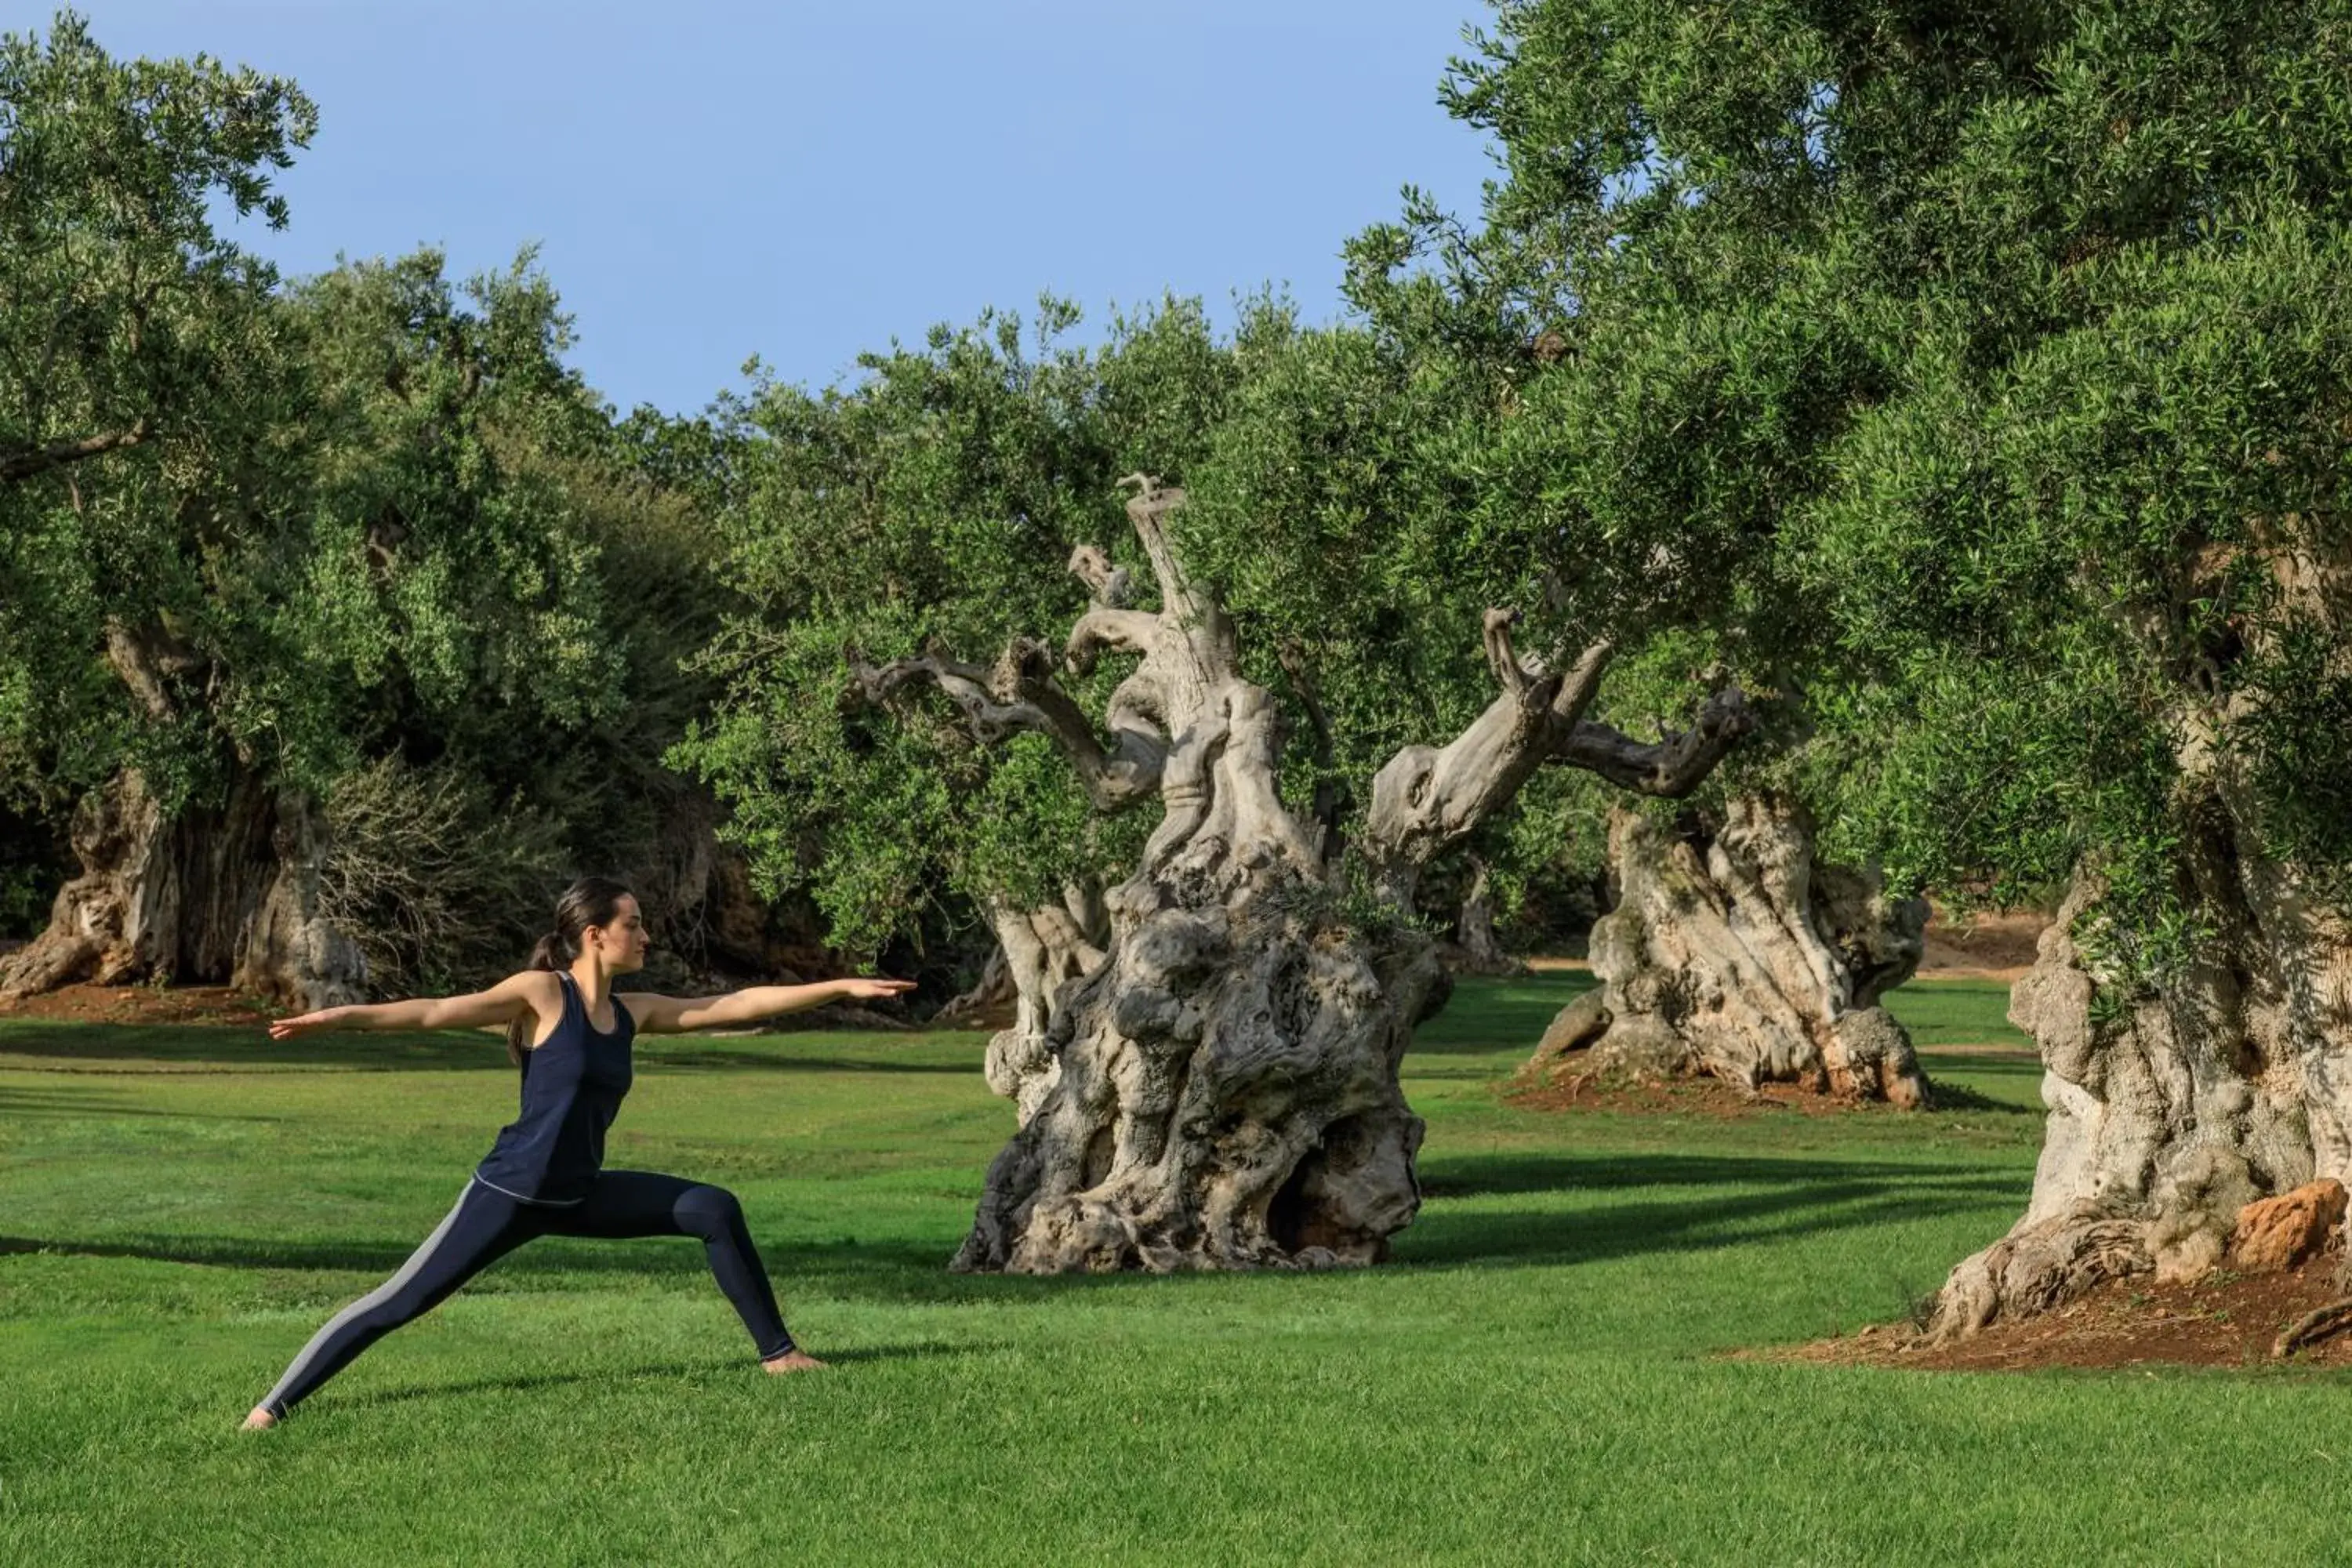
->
[[1560, 796, 1929, 1105], [848, 478, 1747, 1272], [686, 274, 1784, 1272], [0, 15, 758, 1004], [1406, 0, 2352, 1331]]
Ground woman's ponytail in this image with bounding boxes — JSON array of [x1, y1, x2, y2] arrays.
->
[[505, 877, 632, 1066], [506, 930, 571, 1065]]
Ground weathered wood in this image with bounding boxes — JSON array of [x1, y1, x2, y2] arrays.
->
[[1446, 858, 1528, 978], [1929, 810, 2352, 1339], [858, 479, 1746, 1274], [1569, 797, 1931, 1104]]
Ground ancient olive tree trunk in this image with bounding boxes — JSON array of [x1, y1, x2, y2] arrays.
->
[[1446, 857, 1529, 978], [0, 768, 365, 1011], [0, 622, 364, 1011], [1927, 809, 2352, 1337], [851, 479, 1751, 1273], [975, 889, 1111, 1126], [1553, 796, 1931, 1105]]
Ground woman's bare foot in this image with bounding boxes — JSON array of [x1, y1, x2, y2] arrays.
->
[[241, 1406, 278, 1431], [761, 1349, 826, 1374]]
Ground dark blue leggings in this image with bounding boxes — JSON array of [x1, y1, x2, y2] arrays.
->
[[257, 1170, 796, 1417]]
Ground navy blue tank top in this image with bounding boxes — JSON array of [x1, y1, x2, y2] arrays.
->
[[474, 971, 634, 1205]]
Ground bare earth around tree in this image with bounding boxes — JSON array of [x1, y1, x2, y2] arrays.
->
[[1777, 1254, 2352, 1373], [1925, 850, 2352, 1341]]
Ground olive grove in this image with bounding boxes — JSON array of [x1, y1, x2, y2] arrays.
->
[[1402, 0, 2352, 1330], [684, 299, 1768, 1271]]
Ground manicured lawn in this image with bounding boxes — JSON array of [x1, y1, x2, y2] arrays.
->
[[0, 977, 2328, 1564]]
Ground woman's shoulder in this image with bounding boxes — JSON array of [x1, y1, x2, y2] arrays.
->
[[499, 969, 569, 1012]]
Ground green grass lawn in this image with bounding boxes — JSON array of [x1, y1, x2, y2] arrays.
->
[[0, 976, 2329, 1565]]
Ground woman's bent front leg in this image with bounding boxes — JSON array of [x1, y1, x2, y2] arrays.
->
[[249, 1180, 536, 1423], [554, 1170, 806, 1363]]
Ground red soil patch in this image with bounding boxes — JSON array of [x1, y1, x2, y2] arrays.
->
[[0, 982, 276, 1029], [1773, 1255, 2352, 1372], [1917, 902, 2050, 981], [1504, 1068, 1922, 1120]]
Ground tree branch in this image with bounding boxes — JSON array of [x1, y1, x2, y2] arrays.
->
[[1065, 608, 1161, 673], [104, 614, 205, 721], [1065, 544, 1133, 608], [846, 637, 1165, 811], [1483, 608, 1542, 701], [1359, 606, 1751, 907], [1359, 615, 1621, 902], [1555, 687, 1755, 797], [1114, 474, 1236, 679], [1276, 638, 1348, 862], [1, 419, 151, 485], [1114, 474, 1193, 613]]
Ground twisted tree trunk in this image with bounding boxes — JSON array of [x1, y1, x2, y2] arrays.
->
[[1922, 534, 2352, 1338], [852, 479, 1751, 1273], [1562, 797, 1931, 1104], [0, 768, 365, 1011], [2, 616, 365, 1011], [978, 890, 1110, 1127], [1927, 808, 2352, 1337]]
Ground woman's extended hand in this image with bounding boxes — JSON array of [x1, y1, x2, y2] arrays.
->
[[836, 978, 917, 1001], [267, 1007, 347, 1040]]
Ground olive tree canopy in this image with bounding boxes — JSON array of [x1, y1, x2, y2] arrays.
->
[[1375, 0, 2352, 1328]]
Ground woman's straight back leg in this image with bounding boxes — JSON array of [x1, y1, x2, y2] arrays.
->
[[254, 1180, 540, 1419]]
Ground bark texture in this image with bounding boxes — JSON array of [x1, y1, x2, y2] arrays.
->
[[0, 769, 365, 1011], [851, 480, 1748, 1274], [978, 889, 1111, 1127], [1927, 822, 2352, 1338], [1922, 532, 2352, 1338], [1565, 796, 1931, 1105]]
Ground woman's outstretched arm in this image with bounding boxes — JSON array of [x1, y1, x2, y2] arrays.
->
[[268, 971, 562, 1040], [622, 977, 914, 1035]]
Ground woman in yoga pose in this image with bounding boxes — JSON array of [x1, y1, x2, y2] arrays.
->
[[242, 876, 912, 1428]]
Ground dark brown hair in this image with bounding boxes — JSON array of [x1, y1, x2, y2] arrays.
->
[[506, 876, 635, 1065]]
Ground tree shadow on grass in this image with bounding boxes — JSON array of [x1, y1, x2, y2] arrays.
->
[[6, 1151, 2027, 1294], [0, 1229, 961, 1282], [635, 1051, 977, 1076], [1925, 1080, 2037, 1114], [1418, 1151, 2009, 1197], [1409, 974, 1597, 1056], [0, 1022, 508, 1070], [1395, 1149, 2025, 1271], [0, 1084, 283, 1120]]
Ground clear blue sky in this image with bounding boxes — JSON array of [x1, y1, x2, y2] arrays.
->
[[70, 2, 1500, 414]]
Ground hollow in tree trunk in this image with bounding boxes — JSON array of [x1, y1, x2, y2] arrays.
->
[[1927, 802, 2352, 1338], [849, 478, 1751, 1272], [1559, 796, 1931, 1105]]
